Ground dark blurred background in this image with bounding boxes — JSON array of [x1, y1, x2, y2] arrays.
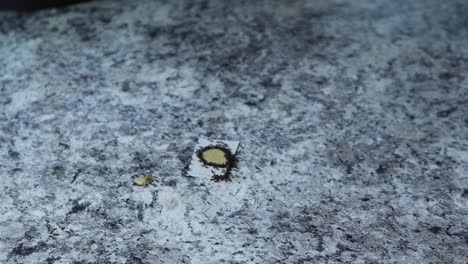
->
[[0, 0, 89, 11]]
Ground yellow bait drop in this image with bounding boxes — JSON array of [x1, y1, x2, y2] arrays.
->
[[201, 148, 227, 165]]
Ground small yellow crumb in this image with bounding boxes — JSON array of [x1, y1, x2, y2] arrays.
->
[[134, 175, 154, 186]]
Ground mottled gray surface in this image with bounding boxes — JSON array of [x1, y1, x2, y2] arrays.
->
[[0, 0, 467, 263]]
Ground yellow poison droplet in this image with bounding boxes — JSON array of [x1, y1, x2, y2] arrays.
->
[[201, 148, 227, 166]]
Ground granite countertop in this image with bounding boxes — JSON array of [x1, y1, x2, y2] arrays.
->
[[0, 0, 467, 263]]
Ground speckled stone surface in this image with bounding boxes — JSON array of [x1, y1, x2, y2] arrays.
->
[[0, 0, 467, 263]]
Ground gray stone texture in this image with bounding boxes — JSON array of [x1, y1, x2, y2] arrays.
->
[[0, 0, 467, 263]]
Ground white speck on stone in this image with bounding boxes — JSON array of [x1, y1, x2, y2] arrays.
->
[[130, 188, 153, 206]]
